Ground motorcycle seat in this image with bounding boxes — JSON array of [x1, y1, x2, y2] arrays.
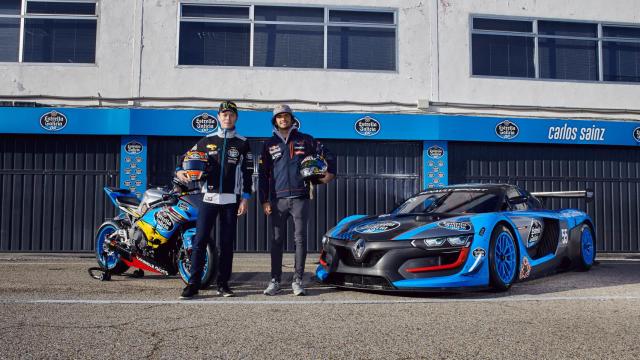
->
[[117, 196, 141, 207]]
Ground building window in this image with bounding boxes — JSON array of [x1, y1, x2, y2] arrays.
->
[[178, 3, 397, 71], [0, 0, 97, 64], [471, 16, 640, 83]]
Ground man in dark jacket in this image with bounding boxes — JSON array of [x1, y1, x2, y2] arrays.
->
[[259, 104, 336, 296], [178, 100, 253, 299]]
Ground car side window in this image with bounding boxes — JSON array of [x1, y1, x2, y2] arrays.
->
[[506, 188, 528, 211], [524, 190, 543, 210]]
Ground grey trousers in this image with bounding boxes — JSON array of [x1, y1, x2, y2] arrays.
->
[[270, 198, 310, 282]]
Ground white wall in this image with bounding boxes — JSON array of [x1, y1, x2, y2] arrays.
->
[[436, 0, 640, 117], [2, 0, 640, 119], [0, 0, 140, 103]]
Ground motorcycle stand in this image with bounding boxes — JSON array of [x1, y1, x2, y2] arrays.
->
[[88, 251, 112, 281]]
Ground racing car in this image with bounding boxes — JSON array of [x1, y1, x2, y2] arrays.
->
[[315, 184, 595, 292]]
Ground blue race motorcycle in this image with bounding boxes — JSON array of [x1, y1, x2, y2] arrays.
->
[[93, 185, 216, 287]]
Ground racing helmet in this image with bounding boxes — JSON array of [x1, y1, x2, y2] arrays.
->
[[182, 151, 208, 181], [300, 155, 327, 183]]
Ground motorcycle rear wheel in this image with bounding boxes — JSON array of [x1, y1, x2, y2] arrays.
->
[[95, 221, 130, 275]]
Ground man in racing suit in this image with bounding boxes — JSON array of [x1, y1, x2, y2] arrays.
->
[[259, 104, 336, 296], [178, 100, 254, 299]]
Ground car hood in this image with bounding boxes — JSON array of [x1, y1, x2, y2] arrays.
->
[[328, 213, 475, 241]]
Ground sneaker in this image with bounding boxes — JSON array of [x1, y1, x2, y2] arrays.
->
[[292, 277, 306, 296], [263, 278, 282, 296], [180, 284, 199, 299], [216, 284, 235, 297]]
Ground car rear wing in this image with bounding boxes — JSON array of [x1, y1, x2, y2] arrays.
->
[[530, 189, 594, 202]]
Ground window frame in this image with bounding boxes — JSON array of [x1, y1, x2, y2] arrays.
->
[[176, 2, 398, 72], [0, 0, 99, 65], [470, 14, 640, 85]]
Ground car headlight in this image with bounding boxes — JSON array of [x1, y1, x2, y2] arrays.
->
[[411, 234, 473, 248], [321, 236, 329, 249]]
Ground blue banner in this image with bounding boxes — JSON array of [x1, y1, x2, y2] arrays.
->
[[423, 141, 448, 190], [120, 136, 147, 198], [2, 106, 640, 147]]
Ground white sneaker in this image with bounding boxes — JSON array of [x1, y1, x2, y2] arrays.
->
[[263, 278, 282, 296], [292, 277, 306, 296]]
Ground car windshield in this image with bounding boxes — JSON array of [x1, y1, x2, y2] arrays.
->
[[394, 190, 502, 214]]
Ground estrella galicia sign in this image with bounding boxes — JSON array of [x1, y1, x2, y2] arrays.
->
[[354, 221, 400, 234], [191, 113, 218, 134], [634, 127, 640, 143], [354, 116, 381, 137], [495, 120, 519, 140], [125, 141, 143, 155], [427, 145, 444, 159], [40, 110, 67, 131], [154, 211, 175, 231], [293, 117, 301, 130]]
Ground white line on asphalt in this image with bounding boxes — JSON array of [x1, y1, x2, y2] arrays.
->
[[2, 295, 640, 306]]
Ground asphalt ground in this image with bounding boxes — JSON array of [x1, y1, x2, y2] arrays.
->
[[1, 253, 639, 359]]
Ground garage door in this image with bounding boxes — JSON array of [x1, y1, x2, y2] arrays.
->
[[449, 142, 640, 252], [148, 137, 422, 252], [0, 135, 120, 252]]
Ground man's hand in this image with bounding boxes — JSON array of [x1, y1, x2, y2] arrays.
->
[[262, 202, 272, 215], [317, 172, 335, 184], [176, 170, 190, 183], [237, 199, 249, 216]]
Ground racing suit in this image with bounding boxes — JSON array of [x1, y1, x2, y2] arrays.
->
[[177, 127, 253, 288], [258, 126, 336, 282]]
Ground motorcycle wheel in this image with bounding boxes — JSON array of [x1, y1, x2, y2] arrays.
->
[[95, 221, 129, 275], [177, 243, 217, 289]]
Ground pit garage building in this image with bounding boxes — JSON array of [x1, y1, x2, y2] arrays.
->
[[1, 0, 640, 253]]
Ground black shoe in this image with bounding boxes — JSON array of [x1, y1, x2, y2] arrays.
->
[[216, 284, 235, 297], [180, 284, 199, 299]]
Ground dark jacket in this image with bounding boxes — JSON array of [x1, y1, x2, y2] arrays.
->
[[177, 127, 253, 199], [258, 127, 336, 203]]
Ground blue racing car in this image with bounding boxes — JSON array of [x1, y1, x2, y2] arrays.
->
[[315, 184, 595, 292]]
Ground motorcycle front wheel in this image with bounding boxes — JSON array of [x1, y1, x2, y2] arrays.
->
[[177, 243, 217, 289]]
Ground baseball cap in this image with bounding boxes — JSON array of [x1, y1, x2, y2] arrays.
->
[[219, 100, 238, 115]]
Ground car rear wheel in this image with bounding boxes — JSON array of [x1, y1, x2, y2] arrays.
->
[[577, 224, 595, 271], [489, 225, 518, 291]]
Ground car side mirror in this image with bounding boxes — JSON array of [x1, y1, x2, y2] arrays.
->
[[509, 196, 528, 205]]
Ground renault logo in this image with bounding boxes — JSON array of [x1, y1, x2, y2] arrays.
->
[[353, 238, 366, 260]]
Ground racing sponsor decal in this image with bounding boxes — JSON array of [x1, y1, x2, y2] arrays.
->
[[191, 113, 218, 134], [154, 211, 175, 231], [178, 201, 190, 212], [354, 116, 381, 137], [206, 144, 217, 151], [561, 228, 569, 245], [269, 145, 282, 160], [437, 221, 472, 232], [353, 238, 366, 259], [353, 221, 401, 234], [519, 257, 531, 280], [167, 207, 187, 222], [40, 110, 68, 131], [548, 123, 606, 142], [125, 141, 143, 155], [427, 145, 444, 159], [634, 127, 640, 143], [495, 120, 519, 140], [527, 220, 543, 246], [227, 147, 239, 158], [472, 248, 486, 258]]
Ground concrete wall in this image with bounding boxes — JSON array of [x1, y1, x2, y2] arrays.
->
[[0, 0, 140, 103], [1, 0, 640, 118], [436, 0, 640, 114]]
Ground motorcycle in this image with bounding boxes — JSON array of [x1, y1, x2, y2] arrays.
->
[[92, 184, 216, 288]]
